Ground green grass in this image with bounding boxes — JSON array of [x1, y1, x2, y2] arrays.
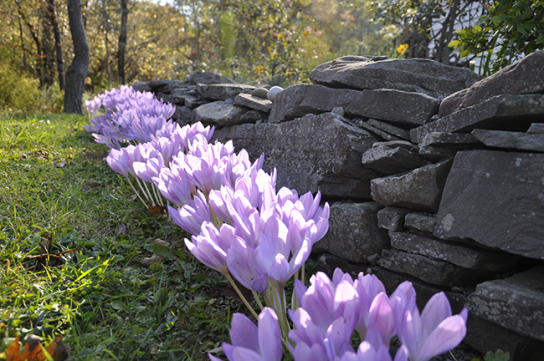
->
[[0, 112, 240, 360]]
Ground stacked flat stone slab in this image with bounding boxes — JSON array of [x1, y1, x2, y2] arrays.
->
[[213, 112, 382, 199]]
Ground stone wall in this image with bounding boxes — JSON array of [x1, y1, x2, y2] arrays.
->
[[133, 51, 544, 360]]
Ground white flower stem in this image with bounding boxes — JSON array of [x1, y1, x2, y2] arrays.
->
[[126, 176, 148, 208], [225, 272, 259, 320]]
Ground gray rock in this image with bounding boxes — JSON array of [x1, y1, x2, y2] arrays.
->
[[192, 101, 249, 126], [239, 110, 267, 123], [234, 93, 273, 113], [312, 202, 389, 264], [331, 106, 345, 116], [309, 55, 482, 99], [371, 159, 453, 212], [131, 81, 151, 93], [148, 79, 170, 92], [467, 266, 544, 341], [418, 145, 457, 161], [170, 88, 190, 105], [464, 314, 544, 361], [172, 106, 193, 126], [410, 94, 544, 143], [377, 249, 495, 287], [434, 150, 544, 260], [359, 121, 404, 142], [196, 83, 255, 101], [163, 80, 187, 93], [439, 50, 544, 117], [251, 87, 269, 99], [316, 253, 370, 281], [188, 71, 236, 85], [347, 89, 440, 126], [269, 84, 439, 125], [419, 132, 480, 147], [389, 232, 519, 272], [528, 123, 544, 133], [372, 140, 418, 152], [213, 112, 382, 199], [362, 145, 427, 174], [367, 119, 411, 140], [404, 213, 436, 234], [471, 129, 544, 152], [267, 86, 283, 102], [377, 207, 410, 231], [156, 92, 170, 103], [185, 96, 209, 108]]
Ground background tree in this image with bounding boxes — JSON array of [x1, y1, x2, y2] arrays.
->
[[449, 0, 544, 75], [64, 0, 89, 113]]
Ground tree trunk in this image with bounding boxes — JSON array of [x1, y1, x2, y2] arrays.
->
[[46, 0, 65, 90], [118, 0, 128, 84], [64, 0, 89, 114], [40, 0, 55, 87], [15, 0, 28, 73]]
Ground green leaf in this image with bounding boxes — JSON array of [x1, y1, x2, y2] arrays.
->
[[448, 39, 461, 48], [483, 349, 510, 361], [144, 244, 176, 259], [537, 34, 544, 44], [516, 22, 527, 34]]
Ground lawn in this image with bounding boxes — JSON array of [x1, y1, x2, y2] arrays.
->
[[0, 112, 243, 360]]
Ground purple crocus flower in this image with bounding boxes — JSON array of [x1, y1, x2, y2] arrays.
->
[[185, 222, 236, 275], [339, 340, 408, 361], [133, 153, 165, 185], [226, 237, 269, 293], [209, 308, 282, 361], [364, 292, 395, 347], [106, 147, 130, 177], [168, 190, 212, 235], [157, 165, 191, 206], [398, 292, 468, 361], [354, 273, 387, 339]]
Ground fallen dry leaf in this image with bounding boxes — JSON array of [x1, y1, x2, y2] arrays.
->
[[152, 239, 171, 247], [82, 182, 104, 193], [141, 254, 163, 266], [148, 205, 167, 218]]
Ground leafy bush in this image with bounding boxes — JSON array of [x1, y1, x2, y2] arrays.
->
[[0, 61, 63, 113]]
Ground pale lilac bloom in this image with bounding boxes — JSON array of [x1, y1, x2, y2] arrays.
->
[[106, 148, 130, 177], [185, 222, 236, 274], [175, 122, 215, 151], [226, 236, 269, 293], [398, 292, 468, 361], [209, 308, 282, 361], [364, 293, 395, 347], [354, 273, 387, 339], [338, 341, 408, 361], [168, 190, 212, 235], [157, 164, 191, 206], [133, 153, 165, 185]]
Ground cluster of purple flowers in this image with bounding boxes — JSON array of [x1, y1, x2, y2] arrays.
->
[[215, 269, 468, 361], [85, 86, 467, 361], [85, 85, 176, 149]]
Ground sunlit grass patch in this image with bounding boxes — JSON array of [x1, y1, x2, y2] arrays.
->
[[0, 113, 235, 360]]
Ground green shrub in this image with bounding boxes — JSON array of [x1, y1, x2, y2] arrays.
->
[[0, 61, 63, 113]]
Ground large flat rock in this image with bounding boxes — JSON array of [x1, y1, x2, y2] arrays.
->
[[434, 150, 544, 260], [377, 249, 495, 287], [471, 129, 544, 152], [309, 55, 482, 99], [192, 101, 249, 126], [439, 50, 544, 117], [370, 158, 453, 212], [269, 84, 439, 125], [467, 266, 544, 341], [362, 145, 428, 174], [196, 83, 255, 101], [213, 112, 382, 199], [390, 232, 519, 272], [234, 93, 273, 113], [411, 94, 544, 143], [188, 71, 237, 85], [313, 202, 389, 264]]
